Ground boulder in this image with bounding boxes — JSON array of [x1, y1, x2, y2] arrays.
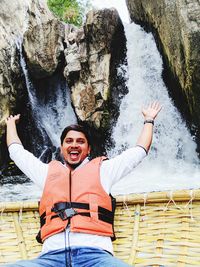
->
[[0, 0, 53, 131], [64, 9, 126, 129], [23, 19, 65, 78]]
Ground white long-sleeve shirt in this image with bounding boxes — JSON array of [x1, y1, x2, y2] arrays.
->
[[9, 144, 146, 254]]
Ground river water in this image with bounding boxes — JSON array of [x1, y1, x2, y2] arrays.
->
[[1, 22, 200, 201]]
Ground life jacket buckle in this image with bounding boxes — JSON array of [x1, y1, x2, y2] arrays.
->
[[58, 208, 77, 221]]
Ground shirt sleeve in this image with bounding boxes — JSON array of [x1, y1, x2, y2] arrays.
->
[[8, 143, 48, 190], [100, 146, 147, 193]]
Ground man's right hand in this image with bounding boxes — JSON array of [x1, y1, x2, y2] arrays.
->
[[5, 114, 21, 125], [5, 114, 22, 147]]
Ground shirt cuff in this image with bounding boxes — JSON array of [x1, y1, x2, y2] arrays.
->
[[8, 143, 23, 152], [136, 145, 148, 155]]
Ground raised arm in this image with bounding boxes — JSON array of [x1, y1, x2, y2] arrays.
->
[[136, 101, 162, 152], [5, 114, 22, 146], [5, 114, 48, 189]]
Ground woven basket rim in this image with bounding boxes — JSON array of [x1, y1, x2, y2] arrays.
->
[[116, 188, 200, 204], [0, 188, 199, 211]]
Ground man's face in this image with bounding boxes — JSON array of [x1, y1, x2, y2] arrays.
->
[[61, 130, 91, 167]]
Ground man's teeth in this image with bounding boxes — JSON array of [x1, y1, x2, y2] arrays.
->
[[69, 151, 80, 160]]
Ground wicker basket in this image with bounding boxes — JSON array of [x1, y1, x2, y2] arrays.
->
[[1, 189, 200, 266]]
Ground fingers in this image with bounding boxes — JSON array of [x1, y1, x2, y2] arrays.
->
[[5, 114, 21, 123], [147, 101, 162, 111], [150, 101, 161, 110], [142, 101, 162, 120], [151, 101, 162, 113], [6, 114, 20, 120]]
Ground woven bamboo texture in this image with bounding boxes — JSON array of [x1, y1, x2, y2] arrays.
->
[[1, 189, 200, 266]]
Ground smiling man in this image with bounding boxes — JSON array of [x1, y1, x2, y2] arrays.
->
[[60, 125, 91, 168], [4, 101, 161, 267]]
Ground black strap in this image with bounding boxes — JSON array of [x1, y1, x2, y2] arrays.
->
[[39, 201, 114, 227], [52, 201, 89, 212], [98, 206, 114, 224], [40, 210, 46, 227], [110, 194, 116, 241], [51, 211, 91, 220]]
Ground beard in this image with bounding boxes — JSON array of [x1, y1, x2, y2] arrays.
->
[[66, 161, 83, 170]]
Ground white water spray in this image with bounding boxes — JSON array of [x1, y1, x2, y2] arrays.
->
[[109, 23, 200, 195]]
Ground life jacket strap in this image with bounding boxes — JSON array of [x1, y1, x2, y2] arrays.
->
[[39, 201, 114, 228], [52, 201, 89, 212]]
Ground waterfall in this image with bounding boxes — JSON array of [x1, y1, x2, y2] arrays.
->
[[32, 76, 77, 148], [108, 23, 200, 195], [17, 40, 77, 157]]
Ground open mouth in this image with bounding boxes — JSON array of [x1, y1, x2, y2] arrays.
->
[[69, 150, 81, 161]]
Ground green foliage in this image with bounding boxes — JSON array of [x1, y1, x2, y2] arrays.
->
[[47, 0, 91, 26]]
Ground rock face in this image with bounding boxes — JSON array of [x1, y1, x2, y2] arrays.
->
[[126, 0, 200, 139], [64, 9, 126, 129], [23, 7, 126, 131], [0, 2, 127, 173], [23, 19, 65, 78], [0, 0, 53, 130], [0, 0, 54, 171]]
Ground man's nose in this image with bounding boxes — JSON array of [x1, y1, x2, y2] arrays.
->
[[71, 141, 78, 147]]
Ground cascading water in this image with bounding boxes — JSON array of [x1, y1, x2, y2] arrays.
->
[[108, 22, 200, 195], [17, 40, 48, 151], [35, 78, 77, 148], [18, 40, 77, 158]]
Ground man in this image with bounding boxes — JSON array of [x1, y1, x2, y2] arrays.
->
[[4, 101, 161, 267]]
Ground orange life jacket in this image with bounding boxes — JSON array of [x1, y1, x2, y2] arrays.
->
[[38, 157, 115, 242]]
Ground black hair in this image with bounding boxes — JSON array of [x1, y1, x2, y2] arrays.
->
[[60, 124, 91, 146]]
